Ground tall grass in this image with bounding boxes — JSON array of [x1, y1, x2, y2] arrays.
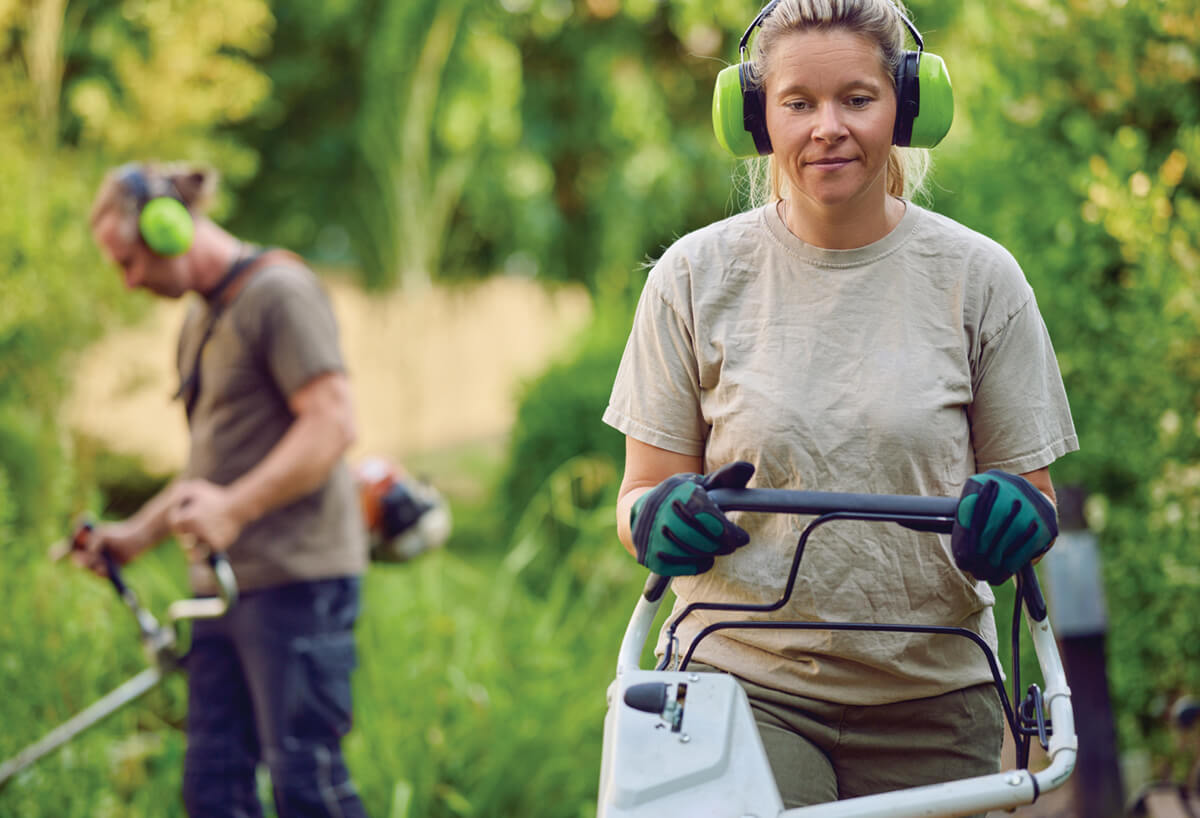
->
[[0, 450, 1042, 816], [0, 457, 646, 817]]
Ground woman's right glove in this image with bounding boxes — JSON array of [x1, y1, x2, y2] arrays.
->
[[630, 461, 754, 576]]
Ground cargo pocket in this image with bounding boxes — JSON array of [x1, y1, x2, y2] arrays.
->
[[287, 630, 358, 742]]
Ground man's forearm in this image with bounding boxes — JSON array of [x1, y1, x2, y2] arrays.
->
[[225, 409, 353, 527], [129, 479, 180, 545]]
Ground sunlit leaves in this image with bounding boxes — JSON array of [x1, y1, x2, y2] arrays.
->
[[66, 0, 272, 168], [436, 27, 522, 153], [935, 0, 1200, 767]]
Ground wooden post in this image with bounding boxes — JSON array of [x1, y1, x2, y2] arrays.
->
[[1041, 486, 1125, 818]]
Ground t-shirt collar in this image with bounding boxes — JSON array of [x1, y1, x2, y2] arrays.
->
[[762, 199, 922, 268]]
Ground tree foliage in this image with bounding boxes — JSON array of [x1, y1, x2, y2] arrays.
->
[[3, 0, 1200, 810], [0, 0, 273, 529], [926, 0, 1200, 761], [225, 0, 764, 290]]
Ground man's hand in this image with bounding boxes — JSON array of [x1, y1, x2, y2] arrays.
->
[[167, 479, 247, 556], [952, 470, 1059, 585], [70, 518, 153, 577], [630, 461, 754, 576]]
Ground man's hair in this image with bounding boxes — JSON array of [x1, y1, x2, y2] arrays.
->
[[90, 162, 220, 242]]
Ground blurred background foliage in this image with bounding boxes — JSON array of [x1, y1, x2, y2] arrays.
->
[[2, 0, 1200, 814]]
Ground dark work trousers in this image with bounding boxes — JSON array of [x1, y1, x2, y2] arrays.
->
[[182, 576, 367, 818]]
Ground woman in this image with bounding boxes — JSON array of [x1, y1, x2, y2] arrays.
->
[[602, 0, 1078, 811]]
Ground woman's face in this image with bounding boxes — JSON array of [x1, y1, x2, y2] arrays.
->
[[763, 28, 897, 213]]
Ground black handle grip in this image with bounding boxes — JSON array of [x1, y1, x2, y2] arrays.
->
[[71, 519, 131, 599], [643, 573, 670, 602], [640, 489, 960, 601], [204, 549, 238, 608], [1019, 563, 1047, 622], [101, 550, 130, 598], [706, 487, 958, 531], [705, 488, 1049, 605]]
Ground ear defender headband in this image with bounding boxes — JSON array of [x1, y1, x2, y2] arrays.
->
[[118, 165, 195, 257], [712, 0, 954, 158]]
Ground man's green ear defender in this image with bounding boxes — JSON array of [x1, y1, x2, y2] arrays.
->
[[712, 0, 954, 158], [119, 165, 194, 257]]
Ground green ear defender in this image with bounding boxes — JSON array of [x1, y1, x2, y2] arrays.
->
[[119, 165, 194, 257], [906, 50, 953, 147], [713, 62, 768, 158], [712, 0, 955, 158], [889, 21, 954, 148]]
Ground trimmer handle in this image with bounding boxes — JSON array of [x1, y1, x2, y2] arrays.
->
[[66, 519, 238, 621], [166, 549, 238, 623], [70, 520, 131, 600], [205, 550, 238, 609]]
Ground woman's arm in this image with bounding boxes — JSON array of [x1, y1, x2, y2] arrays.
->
[[1019, 466, 1056, 506], [1020, 466, 1058, 564], [615, 437, 701, 555]]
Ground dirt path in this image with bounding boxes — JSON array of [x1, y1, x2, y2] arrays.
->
[[61, 275, 592, 474]]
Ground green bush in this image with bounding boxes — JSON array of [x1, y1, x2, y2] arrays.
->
[[493, 313, 628, 548], [931, 0, 1200, 765], [75, 438, 173, 521], [0, 481, 645, 818]]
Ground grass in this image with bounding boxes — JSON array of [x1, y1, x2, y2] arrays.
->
[[0, 442, 648, 817], [0, 438, 1049, 816]]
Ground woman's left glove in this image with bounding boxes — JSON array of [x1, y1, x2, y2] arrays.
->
[[630, 462, 754, 577], [952, 470, 1058, 585]]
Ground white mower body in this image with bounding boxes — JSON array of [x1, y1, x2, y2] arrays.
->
[[598, 669, 784, 818]]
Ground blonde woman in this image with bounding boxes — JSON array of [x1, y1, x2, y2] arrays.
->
[[604, 0, 1077, 811]]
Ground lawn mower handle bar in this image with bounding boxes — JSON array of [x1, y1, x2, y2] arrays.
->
[[708, 486, 959, 521], [616, 486, 1075, 817], [640, 487, 1045, 619]]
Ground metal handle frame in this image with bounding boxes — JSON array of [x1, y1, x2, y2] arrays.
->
[[0, 548, 238, 790], [612, 487, 1077, 816]]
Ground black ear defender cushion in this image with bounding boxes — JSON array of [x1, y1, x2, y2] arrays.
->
[[740, 62, 773, 155], [892, 48, 921, 146], [119, 164, 152, 210]]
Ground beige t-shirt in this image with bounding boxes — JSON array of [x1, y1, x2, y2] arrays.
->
[[178, 257, 367, 593], [603, 201, 1079, 705]]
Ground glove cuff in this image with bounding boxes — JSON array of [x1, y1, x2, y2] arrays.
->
[[631, 474, 696, 565]]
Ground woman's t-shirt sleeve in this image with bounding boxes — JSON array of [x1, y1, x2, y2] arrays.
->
[[968, 260, 1079, 473], [603, 260, 707, 457]]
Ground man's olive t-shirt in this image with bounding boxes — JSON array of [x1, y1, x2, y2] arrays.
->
[[603, 202, 1078, 705], [177, 257, 367, 593]]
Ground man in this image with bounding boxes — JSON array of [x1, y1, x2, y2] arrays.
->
[[81, 161, 369, 817]]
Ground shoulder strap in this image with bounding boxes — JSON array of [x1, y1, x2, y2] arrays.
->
[[205, 247, 267, 305], [174, 246, 277, 416]]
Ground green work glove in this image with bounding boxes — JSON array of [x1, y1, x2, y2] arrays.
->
[[952, 470, 1058, 585], [630, 462, 754, 577]]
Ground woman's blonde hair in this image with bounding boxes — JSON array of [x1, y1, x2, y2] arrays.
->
[[89, 162, 220, 243], [743, 0, 931, 207]]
